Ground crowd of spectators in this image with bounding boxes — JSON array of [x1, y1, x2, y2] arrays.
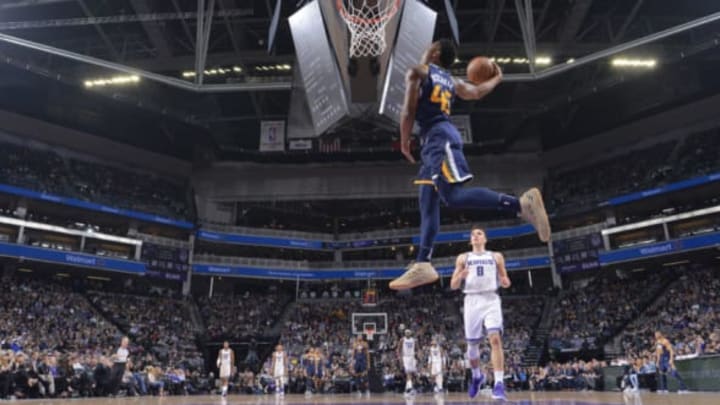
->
[[4, 263, 720, 399], [0, 140, 191, 221], [0, 277, 118, 356], [86, 291, 203, 371], [669, 129, 720, 183], [0, 276, 212, 399], [198, 287, 291, 340], [493, 298, 544, 368], [521, 359, 605, 391], [549, 270, 675, 353], [548, 141, 677, 213], [618, 267, 720, 360], [549, 127, 720, 214], [0, 141, 67, 196]]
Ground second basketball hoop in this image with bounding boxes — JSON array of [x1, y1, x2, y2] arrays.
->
[[336, 0, 401, 58]]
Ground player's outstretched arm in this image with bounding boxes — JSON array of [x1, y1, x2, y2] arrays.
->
[[400, 65, 429, 163], [495, 252, 511, 288], [450, 253, 468, 290], [455, 62, 503, 101]]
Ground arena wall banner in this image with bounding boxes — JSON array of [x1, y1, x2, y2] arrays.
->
[[196, 223, 537, 250], [0, 183, 194, 229], [196, 230, 326, 250], [0, 242, 146, 274], [192, 264, 408, 280], [603, 355, 720, 391], [192, 256, 550, 280]]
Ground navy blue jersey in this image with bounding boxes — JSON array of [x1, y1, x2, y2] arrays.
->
[[353, 343, 368, 367], [314, 355, 323, 375], [416, 64, 455, 129], [302, 354, 315, 376], [657, 342, 671, 363]]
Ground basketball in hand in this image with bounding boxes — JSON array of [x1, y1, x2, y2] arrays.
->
[[467, 56, 496, 84]]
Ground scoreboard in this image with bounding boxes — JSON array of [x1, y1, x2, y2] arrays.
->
[[552, 233, 603, 273], [142, 243, 190, 281]]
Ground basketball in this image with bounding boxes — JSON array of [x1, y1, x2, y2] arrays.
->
[[467, 56, 496, 84]]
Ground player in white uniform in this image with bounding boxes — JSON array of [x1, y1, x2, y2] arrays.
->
[[271, 344, 288, 395], [216, 341, 235, 397], [397, 329, 417, 396], [427, 339, 445, 394], [450, 226, 511, 401]]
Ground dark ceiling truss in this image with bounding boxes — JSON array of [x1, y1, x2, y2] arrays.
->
[[76, 0, 120, 60], [0, 0, 718, 159], [194, 0, 216, 85], [557, 0, 593, 45], [172, 0, 196, 49], [612, 0, 644, 43], [129, 0, 172, 58], [218, 0, 242, 55], [515, 0, 536, 73], [0, 2, 716, 92], [0, 0, 75, 10], [0, 8, 255, 30]]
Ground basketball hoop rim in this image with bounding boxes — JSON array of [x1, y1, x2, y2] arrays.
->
[[336, 0, 401, 25]]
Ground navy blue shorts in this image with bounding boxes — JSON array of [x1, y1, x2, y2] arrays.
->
[[354, 362, 367, 375], [414, 120, 474, 187]]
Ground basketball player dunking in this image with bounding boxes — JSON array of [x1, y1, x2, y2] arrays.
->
[[655, 331, 689, 394], [271, 344, 288, 396], [216, 341, 235, 397], [390, 39, 551, 291], [428, 338, 445, 394], [398, 329, 418, 396], [451, 226, 510, 400], [351, 335, 371, 395]]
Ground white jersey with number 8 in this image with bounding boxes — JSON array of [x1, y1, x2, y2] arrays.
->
[[463, 251, 498, 294]]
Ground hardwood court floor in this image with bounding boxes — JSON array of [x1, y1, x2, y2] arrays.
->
[[11, 391, 719, 405]]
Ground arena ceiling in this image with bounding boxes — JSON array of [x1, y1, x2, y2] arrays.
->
[[0, 0, 718, 162]]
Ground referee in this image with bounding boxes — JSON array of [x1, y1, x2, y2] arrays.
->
[[110, 336, 130, 396]]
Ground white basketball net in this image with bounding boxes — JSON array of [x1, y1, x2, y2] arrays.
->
[[338, 0, 399, 58]]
